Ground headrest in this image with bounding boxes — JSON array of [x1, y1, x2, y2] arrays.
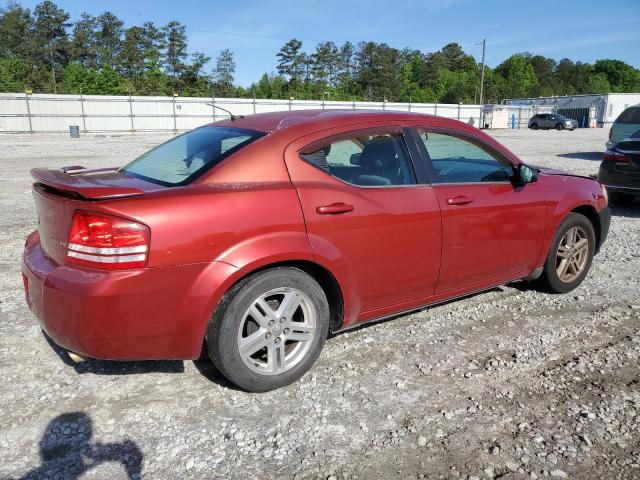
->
[[358, 137, 398, 170]]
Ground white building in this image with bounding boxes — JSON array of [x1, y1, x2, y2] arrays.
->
[[503, 93, 640, 127]]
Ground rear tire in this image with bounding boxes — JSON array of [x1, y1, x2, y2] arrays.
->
[[530, 123, 538, 130], [207, 267, 329, 392], [535, 213, 595, 294], [555, 123, 564, 130]]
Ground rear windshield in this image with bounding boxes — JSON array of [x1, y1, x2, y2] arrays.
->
[[616, 107, 640, 125], [120, 126, 265, 186]]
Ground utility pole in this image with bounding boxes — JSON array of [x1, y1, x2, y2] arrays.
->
[[479, 38, 486, 105]]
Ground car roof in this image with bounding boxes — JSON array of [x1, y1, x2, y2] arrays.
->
[[211, 109, 439, 133]]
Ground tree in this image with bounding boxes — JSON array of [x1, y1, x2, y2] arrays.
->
[[0, 2, 32, 60], [495, 54, 538, 98], [439, 43, 476, 72], [311, 41, 338, 86], [140, 22, 164, 71], [529, 54, 557, 96], [32, 0, 71, 93], [593, 59, 640, 92], [276, 38, 304, 82], [0, 57, 28, 91], [70, 13, 97, 68], [94, 12, 123, 70], [162, 20, 188, 85], [181, 51, 211, 95], [335, 42, 354, 84], [61, 62, 97, 93], [2, 3, 640, 102], [586, 72, 611, 94], [213, 49, 235, 95], [119, 26, 146, 77], [355, 42, 401, 101]]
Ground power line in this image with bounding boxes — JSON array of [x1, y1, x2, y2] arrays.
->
[[193, 29, 479, 52]]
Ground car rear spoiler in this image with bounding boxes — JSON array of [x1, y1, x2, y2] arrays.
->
[[31, 166, 149, 199]]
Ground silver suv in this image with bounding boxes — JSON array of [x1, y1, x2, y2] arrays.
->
[[528, 113, 578, 131]]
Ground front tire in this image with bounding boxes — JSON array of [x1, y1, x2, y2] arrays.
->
[[207, 267, 329, 392], [530, 123, 539, 130], [555, 123, 564, 130], [535, 213, 595, 293]]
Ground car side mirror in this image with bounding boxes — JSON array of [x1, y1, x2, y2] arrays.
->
[[513, 164, 538, 185]]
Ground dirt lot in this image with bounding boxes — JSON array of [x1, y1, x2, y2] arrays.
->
[[1, 128, 638, 480]]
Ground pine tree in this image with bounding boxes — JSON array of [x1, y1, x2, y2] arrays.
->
[[277, 38, 304, 82], [70, 13, 97, 69], [94, 12, 123, 70], [32, 0, 71, 93], [0, 2, 32, 60], [162, 20, 188, 87], [214, 49, 236, 95]]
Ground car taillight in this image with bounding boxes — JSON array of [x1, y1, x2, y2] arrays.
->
[[603, 150, 630, 164], [66, 211, 150, 270]]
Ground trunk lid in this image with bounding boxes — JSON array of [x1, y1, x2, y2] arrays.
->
[[31, 166, 162, 265]]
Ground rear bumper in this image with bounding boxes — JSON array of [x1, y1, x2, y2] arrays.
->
[[598, 166, 640, 194], [22, 231, 237, 360]]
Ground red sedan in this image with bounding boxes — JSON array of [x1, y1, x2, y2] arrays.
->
[[22, 110, 610, 392]]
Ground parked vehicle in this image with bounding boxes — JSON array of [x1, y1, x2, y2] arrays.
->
[[528, 113, 578, 131], [599, 127, 640, 205], [22, 110, 610, 392], [607, 105, 640, 148]]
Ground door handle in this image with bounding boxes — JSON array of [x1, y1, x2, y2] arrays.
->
[[316, 203, 355, 215], [446, 195, 474, 206]]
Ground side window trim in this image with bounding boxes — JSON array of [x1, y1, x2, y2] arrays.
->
[[413, 126, 517, 185], [298, 126, 420, 189], [404, 127, 438, 184]]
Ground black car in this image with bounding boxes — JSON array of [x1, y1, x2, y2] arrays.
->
[[598, 128, 640, 205], [528, 113, 578, 131]]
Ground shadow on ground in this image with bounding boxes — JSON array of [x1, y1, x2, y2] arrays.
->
[[43, 331, 243, 390], [17, 412, 143, 480], [556, 151, 603, 161], [43, 331, 184, 375], [610, 202, 640, 218]]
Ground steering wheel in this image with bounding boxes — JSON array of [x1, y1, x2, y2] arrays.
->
[[438, 165, 470, 178], [481, 169, 511, 182]]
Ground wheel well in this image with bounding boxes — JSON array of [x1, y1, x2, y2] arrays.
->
[[571, 205, 601, 251], [227, 260, 344, 333]]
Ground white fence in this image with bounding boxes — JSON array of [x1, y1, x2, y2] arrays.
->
[[0, 93, 483, 134]]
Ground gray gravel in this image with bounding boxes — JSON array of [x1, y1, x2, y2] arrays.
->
[[1, 128, 639, 479]]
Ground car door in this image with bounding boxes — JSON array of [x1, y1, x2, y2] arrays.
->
[[411, 126, 547, 293], [284, 124, 441, 317], [537, 114, 548, 128]]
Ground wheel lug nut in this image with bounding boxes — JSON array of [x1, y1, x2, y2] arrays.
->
[[284, 328, 290, 334], [280, 317, 286, 324], [268, 320, 275, 327], [265, 332, 272, 339], [274, 337, 281, 344]]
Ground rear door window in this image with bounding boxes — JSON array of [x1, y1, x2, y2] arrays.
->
[[299, 129, 416, 187], [121, 126, 264, 186]]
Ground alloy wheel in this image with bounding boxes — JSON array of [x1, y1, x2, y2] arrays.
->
[[555, 226, 589, 283], [237, 287, 316, 375]]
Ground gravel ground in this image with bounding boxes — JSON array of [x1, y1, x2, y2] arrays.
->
[[1, 128, 639, 480]]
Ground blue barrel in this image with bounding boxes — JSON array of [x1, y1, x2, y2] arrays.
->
[[69, 125, 80, 138]]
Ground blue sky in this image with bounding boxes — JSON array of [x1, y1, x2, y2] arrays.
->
[[16, 0, 640, 86]]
